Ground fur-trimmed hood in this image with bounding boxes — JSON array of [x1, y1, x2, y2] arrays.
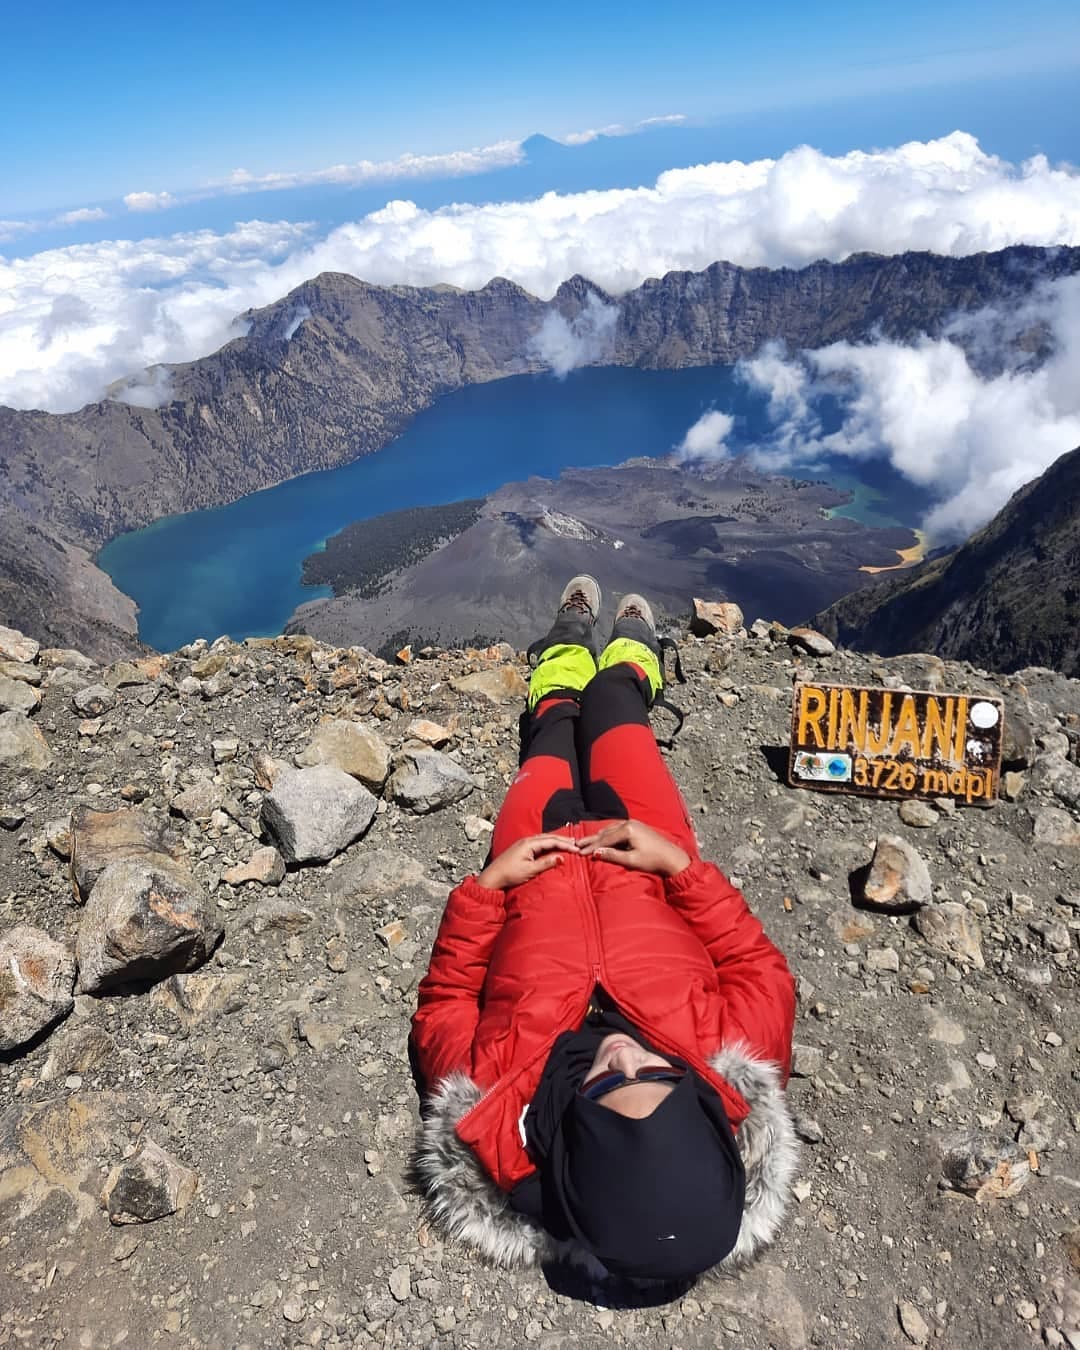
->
[[412, 1042, 799, 1278]]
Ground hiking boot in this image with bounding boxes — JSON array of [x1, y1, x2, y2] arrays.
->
[[527, 574, 603, 666], [607, 593, 659, 660]]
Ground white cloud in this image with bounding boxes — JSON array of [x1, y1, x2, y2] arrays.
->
[[123, 191, 177, 212], [675, 409, 735, 461], [738, 275, 1080, 541], [282, 304, 311, 341], [1, 131, 1079, 415], [55, 207, 108, 225], [213, 140, 523, 196], [109, 364, 175, 408], [529, 293, 617, 376], [0, 219, 36, 243], [559, 113, 686, 146]]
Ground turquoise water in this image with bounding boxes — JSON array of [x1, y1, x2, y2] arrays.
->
[[99, 365, 929, 651]]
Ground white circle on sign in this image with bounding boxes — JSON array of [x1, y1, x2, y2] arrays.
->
[[970, 701, 999, 729]]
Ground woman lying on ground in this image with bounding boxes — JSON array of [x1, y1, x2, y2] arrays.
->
[[410, 576, 798, 1284]]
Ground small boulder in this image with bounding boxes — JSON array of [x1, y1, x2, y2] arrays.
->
[[222, 846, 286, 887], [211, 737, 239, 764], [450, 666, 528, 704], [0, 674, 40, 714], [859, 835, 932, 910], [1032, 807, 1080, 847], [323, 846, 426, 906], [70, 805, 183, 902], [0, 625, 39, 664], [1041, 753, 1080, 812], [38, 646, 95, 671], [406, 718, 452, 748], [690, 598, 744, 638], [75, 860, 223, 994], [295, 720, 390, 790], [71, 685, 117, 718], [191, 651, 228, 679], [386, 749, 474, 814], [101, 1137, 198, 1224], [787, 626, 836, 657], [40, 1023, 116, 1081], [105, 661, 149, 688], [913, 902, 985, 968], [938, 1131, 1030, 1200], [261, 764, 378, 864], [237, 898, 314, 934], [898, 799, 938, 829], [0, 926, 76, 1052], [0, 710, 52, 770], [0, 660, 42, 686], [170, 780, 225, 823]]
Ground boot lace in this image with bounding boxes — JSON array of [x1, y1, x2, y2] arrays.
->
[[559, 588, 593, 617]]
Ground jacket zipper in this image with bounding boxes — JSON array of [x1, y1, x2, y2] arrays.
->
[[457, 826, 602, 1132]]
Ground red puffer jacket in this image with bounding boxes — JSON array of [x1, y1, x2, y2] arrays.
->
[[410, 820, 799, 1272]]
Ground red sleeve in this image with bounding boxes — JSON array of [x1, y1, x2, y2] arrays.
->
[[664, 859, 795, 1079], [410, 875, 507, 1089]]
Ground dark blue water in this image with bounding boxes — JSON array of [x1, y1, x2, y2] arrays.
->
[[99, 365, 929, 651]]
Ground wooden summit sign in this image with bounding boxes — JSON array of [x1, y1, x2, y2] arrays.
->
[[789, 682, 1004, 804]]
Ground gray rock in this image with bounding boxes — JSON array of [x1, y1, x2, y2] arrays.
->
[[71, 684, 117, 717], [70, 805, 183, 902], [211, 737, 239, 763], [388, 1265, 412, 1302], [0, 710, 52, 770], [938, 1131, 1030, 1199], [237, 898, 314, 934], [0, 926, 76, 1052], [170, 780, 225, 823], [865, 946, 900, 973], [787, 626, 836, 656], [40, 1023, 116, 1081], [323, 846, 427, 906], [221, 846, 286, 887], [39, 646, 95, 671], [860, 834, 932, 910], [1030, 919, 1071, 953], [295, 719, 390, 789], [261, 764, 378, 864], [101, 1137, 198, 1224], [105, 661, 149, 688], [1033, 807, 1080, 847], [386, 749, 474, 814], [0, 660, 42, 686], [0, 674, 40, 714], [898, 799, 938, 828], [791, 1043, 824, 1077], [76, 859, 223, 994], [450, 666, 528, 704], [898, 1300, 930, 1345], [0, 625, 40, 664], [1042, 753, 1080, 812], [200, 672, 232, 700], [914, 902, 985, 968], [690, 598, 744, 637]]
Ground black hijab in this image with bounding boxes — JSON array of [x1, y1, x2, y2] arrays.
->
[[510, 1005, 746, 1281]]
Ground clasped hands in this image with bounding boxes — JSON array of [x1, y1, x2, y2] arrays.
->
[[477, 820, 692, 892]]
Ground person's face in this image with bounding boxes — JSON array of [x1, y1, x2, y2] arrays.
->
[[583, 1033, 677, 1119]]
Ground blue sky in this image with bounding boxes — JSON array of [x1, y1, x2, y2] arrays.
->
[[3, 0, 1079, 229]]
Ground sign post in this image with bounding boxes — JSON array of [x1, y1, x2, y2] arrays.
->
[[788, 682, 1004, 805]]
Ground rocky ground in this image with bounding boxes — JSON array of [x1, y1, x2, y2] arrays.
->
[[0, 614, 1078, 1350]]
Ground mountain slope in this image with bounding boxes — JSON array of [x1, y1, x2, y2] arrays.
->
[[1, 244, 1077, 656], [815, 444, 1080, 675]]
